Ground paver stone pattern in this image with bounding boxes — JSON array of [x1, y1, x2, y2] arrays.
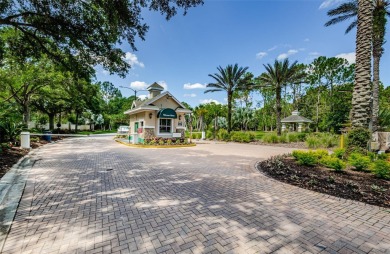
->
[[2, 137, 390, 254]]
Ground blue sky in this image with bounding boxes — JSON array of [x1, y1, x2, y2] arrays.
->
[[95, 0, 390, 107]]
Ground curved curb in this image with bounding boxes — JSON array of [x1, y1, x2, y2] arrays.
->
[[115, 139, 196, 148], [0, 149, 39, 252]]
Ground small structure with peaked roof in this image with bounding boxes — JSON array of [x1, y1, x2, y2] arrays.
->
[[281, 110, 312, 132], [124, 82, 192, 144]]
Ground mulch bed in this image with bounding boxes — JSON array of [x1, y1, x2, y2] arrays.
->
[[0, 140, 51, 179], [257, 156, 390, 208]]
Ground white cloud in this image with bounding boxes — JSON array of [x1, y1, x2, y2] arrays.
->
[[268, 46, 277, 51], [319, 0, 343, 9], [336, 52, 356, 64], [199, 99, 221, 105], [183, 83, 207, 89], [123, 52, 145, 68], [277, 49, 298, 60], [138, 94, 149, 100], [256, 52, 267, 59], [304, 38, 310, 42], [130, 81, 148, 90], [157, 81, 168, 91], [309, 52, 320, 56], [102, 70, 110, 75], [184, 93, 197, 98]]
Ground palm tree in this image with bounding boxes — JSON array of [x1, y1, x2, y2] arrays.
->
[[205, 64, 250, 133], [257, 59, 305, 136], [325, 0, 389, 130]]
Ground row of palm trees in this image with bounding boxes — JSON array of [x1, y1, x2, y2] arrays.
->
[[205, 0, 389, 136], [205, 59, 304, 136]]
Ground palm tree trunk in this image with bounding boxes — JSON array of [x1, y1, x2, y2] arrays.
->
[[351, 0, 374, 128], [372, 54, 380, 132], [276, 86, 282, 136], [227, 93, 232, 133]]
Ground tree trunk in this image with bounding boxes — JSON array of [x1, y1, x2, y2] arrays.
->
[[371, 1, 386, 132], [227, 93, 232, 133], [22, 104, 30, 126], [276, 86, 282, 136], [372, 54, 380, 132], [48, 113, 55, 130], [316, 89, 320, 132], [75, 112, 79, 133], [351, 0, 374, 128]]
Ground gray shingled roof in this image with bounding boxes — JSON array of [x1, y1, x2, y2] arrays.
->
[[281, 110, 312, 123]]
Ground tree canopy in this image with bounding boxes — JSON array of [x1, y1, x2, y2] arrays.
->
[[0, 0, 203, 76]]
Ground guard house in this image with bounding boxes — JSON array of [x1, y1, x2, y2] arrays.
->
[[124, 82, 192, 144], [281, 110, 312, 132]]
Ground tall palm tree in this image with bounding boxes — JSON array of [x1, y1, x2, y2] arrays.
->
[[325, 0, 389, 130], [258, 59, 305, 136], [205, 64, 249, 133]]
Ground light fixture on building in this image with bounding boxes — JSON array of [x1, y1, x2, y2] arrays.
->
[[149, 113, 153, 119]]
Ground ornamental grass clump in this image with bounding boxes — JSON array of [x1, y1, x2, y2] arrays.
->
[[348, 153, 371, 171], [305, 134, 321, 148], [262, 133, 279, 143], [287, 132, 299, 142], [371, 160, 390, 180]]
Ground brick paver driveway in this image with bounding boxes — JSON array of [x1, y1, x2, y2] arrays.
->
[[3, 137, 390, 254]]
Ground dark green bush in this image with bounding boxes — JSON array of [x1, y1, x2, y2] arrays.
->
[[377, 152, 389, 161], [297, 132, 307, 141], [348, 153, 371, 171], [371, 160, 390, 179], [347, 127, 371, 150], [319, 156, 346, 172]]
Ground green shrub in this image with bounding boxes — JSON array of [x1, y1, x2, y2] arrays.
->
[[230, 131, 255, 143], [292, 150, 318, 166], [332, 148, 346, 159], [314, 149, 329, 159], [217, 129, 230, 141], [347, 127, 371, 150], [206, 130, 213, 139], [320, 156, 346, 171], [377, 152, 389, 161], [287, 132, 299, 142], [370, 160, 390, 179], [262, 133, 279, 143], [297, 132, 307, 141], [348, 153, 371, 171]]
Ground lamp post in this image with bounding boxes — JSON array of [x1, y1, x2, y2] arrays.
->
[[119, 86, 147, 100]]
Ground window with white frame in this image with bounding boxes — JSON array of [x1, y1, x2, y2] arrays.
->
[[159, 119, 172, 133]]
